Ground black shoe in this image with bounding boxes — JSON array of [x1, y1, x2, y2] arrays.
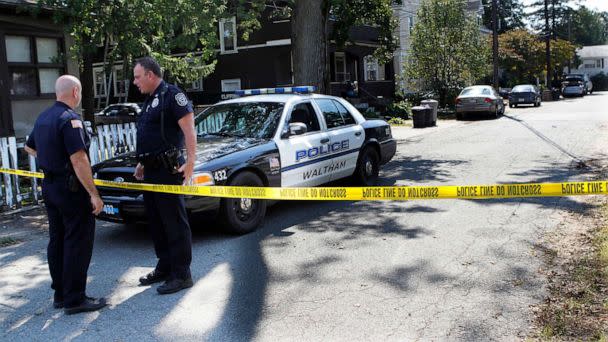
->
[[55, 295, 97, 309], [64, 297, 107, 315], [157, 278, 193, 295], [139, 270, 169, 286]]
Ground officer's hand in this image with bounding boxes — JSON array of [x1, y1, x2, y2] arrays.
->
[[91, 195, 104, 215], [178, 161, 194, 185], [134, 163, 144, 181]]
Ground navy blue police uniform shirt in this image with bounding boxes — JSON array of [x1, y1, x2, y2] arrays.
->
[[25, 101, 89, 175], [136, 80, 193, 155]]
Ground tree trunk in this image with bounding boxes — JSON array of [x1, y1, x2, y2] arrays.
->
[[80, 41, 95, 122], [544, 0, 552, 87], [291, 0, 329, 94]]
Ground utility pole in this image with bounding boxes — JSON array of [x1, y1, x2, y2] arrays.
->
[[567, 10, 572, 74], [544, 0, 552, 88], [491, 0, 499, 89]]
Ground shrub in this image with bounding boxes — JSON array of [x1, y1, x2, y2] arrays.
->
[[386, 100, 412, 119], [591, 72, 608, 91], [387, 117, 408, 126]]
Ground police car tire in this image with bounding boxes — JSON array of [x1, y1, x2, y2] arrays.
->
[[353, 147, 380, 186], [219, 171, 266, 235]]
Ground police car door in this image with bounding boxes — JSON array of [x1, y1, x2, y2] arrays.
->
[[313, 98, 364, 182], [276, 101, 334, 187]]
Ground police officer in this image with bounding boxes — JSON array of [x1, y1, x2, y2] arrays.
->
[[24, 75, 107, 315], [132, 57, 196, 294]]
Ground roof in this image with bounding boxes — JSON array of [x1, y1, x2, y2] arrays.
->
[[218, 93, 334, 106], [577, 45, 608, 59]]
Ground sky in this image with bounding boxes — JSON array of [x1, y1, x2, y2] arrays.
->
[[522, 0, 608, 13]]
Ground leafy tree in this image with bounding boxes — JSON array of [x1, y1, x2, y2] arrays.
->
[[481, 0, 525, 33], [527, 0, 576, 40], [498, 29, 575, 86], [403, 0, 491, 107], [556, 6, 608, 46], [235, 0, 400, 94], [34, 0, 225, 120]]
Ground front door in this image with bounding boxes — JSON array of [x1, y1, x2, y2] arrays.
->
[[276, 101, 334, 187], [313, 98, 364, 182]]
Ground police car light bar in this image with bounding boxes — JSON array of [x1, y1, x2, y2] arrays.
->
[[234, 86, 317, 97]]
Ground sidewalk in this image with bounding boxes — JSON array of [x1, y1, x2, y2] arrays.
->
[[390, 119, 465, 141]]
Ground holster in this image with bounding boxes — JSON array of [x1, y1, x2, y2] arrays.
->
[[67, 174, 80, 192]]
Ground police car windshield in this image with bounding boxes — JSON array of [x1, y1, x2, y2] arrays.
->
[[195, 102, 284, 139]]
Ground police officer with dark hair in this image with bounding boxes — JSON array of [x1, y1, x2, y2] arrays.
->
[[24, 75, 107, 315], [132, 56, 197, 294]]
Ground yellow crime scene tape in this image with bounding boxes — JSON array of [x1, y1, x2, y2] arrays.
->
[[1, 167, 606, 201]]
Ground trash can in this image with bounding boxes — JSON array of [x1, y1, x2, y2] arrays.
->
[[412, 106, 430, 128], [551, 88, 561, 101], [421, 99, 438, 126]]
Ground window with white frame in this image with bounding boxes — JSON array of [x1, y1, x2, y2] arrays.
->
[[334, 52, 349, 82], [364, 56, 385, 81], [93, 67, 107, 98], [5, 35, 64, 97], [113, 66, 126, 97], [220, 17, 237, 53], [221, 78, 241, 92]]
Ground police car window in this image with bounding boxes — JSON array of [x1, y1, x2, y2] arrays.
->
[[289, 103, 320, 133], [194, 102, 284, 139], [332, 100, 356, 125], [315, 99, 344, 129]]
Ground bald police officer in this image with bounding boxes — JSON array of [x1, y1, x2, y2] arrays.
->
[[24, 75, 107, 315], [132, 57, 197, 294]]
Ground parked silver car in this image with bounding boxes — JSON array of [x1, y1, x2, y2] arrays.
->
[[562, 74, 593, 97], [455, 85, 505, 120]]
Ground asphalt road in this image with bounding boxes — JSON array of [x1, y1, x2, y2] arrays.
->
[[1, 93, 608, 341]]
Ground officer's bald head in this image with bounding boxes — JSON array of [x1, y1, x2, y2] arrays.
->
[[55, 75, 82, 109]]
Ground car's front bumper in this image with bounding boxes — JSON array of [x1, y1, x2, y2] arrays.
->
[[97, 193, 221, 224]]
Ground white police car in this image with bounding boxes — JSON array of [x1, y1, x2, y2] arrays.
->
[[93, 86, 396, 234]]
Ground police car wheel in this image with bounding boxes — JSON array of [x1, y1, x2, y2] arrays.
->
[[354, 147, 380, 186], [219, 171, 267, 235]]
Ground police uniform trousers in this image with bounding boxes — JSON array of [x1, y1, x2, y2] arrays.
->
[[143, 166, 192, 280], [42, 176, 95, 308]]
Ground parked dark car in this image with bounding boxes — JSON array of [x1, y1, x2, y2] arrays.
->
[[498, 87, 512, 100], [508, 84, 541, 108], [95, 103, 141, 117], [92, 88, 396, 234]]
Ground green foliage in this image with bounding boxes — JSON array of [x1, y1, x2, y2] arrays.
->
[[565, 6, 608, 46], [236, 0, 400, 64], [481, 0, 525, 34], [362, 108, 381, 119], [403, 0, 491, 108], [498, 29, 576, 86], [387, 117, 408, 126], [591, 72, 608, 91], [386, 100, 412, 119], [36, 0, 226, 86]]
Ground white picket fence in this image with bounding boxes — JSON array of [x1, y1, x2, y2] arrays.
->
[[1, 113, 225, 209], [0, 122, 137, 209]]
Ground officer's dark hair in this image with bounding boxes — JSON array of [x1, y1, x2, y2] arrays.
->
[[135, 56, 162, 78]]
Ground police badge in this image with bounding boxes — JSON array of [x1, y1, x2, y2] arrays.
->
[[175, 93, 188, 107]]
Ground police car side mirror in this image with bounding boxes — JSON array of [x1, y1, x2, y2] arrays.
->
[[282, 122, 307, 138]]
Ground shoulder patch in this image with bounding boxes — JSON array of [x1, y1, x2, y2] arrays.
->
[[71, 120, 83, 129], [175, 93, 188, 107]]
